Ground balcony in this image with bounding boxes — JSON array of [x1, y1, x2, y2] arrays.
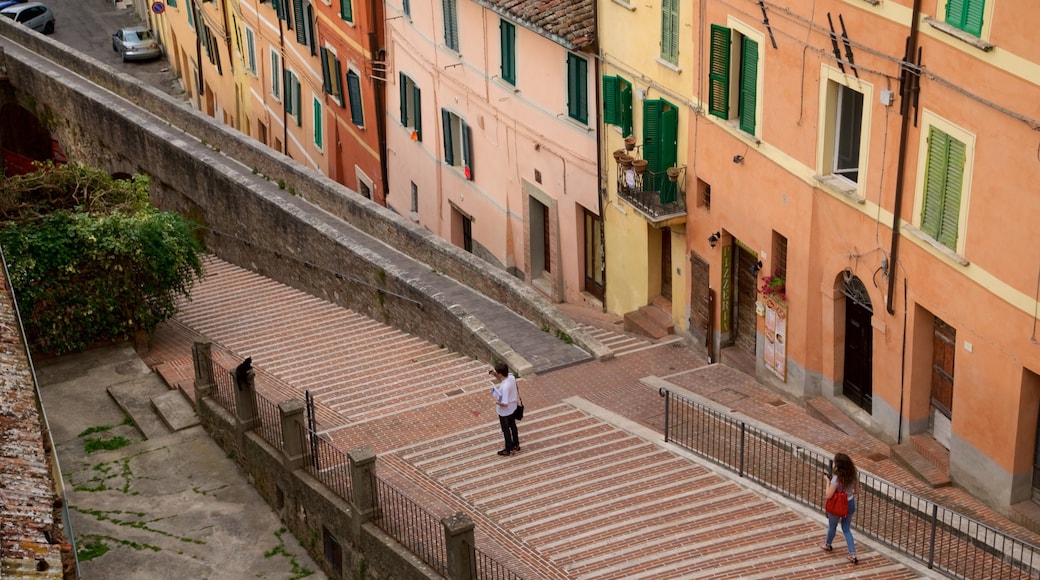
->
[[615, 154, 687, 225]]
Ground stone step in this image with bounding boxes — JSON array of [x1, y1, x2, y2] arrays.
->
[[623, 309, 669, 339], [891, 442, 951, 488], [108, 377, 174, 440]]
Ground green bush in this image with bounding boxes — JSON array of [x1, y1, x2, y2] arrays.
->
[[0, 163, 204, 354]]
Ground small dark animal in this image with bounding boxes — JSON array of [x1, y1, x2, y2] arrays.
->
[[235, 357, 253, 391]]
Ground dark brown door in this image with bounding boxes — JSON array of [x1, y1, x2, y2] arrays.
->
[[660, 228, 672, 300], [689, 254, 710, 342], [931, 318, 955, 417], [583, 209, 604, 300], [733, 245, 757, 354], [843, 299, 873, 412]]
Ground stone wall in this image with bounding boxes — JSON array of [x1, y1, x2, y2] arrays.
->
[[0, 24, 611, 372]]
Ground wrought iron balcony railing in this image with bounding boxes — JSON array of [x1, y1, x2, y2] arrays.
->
[[615, 160, 687, 223]]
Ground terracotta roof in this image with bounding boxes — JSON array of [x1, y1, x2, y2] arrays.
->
[[475, 0, 596, 50]]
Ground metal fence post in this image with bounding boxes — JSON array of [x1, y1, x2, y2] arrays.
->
[[928, 503, 938, 569], [348, 447, 378, 544], [660, 388, 670, 442], [739, 422, 746, 477], [442, 512, 475, 580]]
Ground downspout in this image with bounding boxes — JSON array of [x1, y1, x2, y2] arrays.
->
[[593, 6, 606, 312], [279, 6, 287, 155], [194, 1, 204, 110], [369, 0, 388, 204], [885, 0, 923, 315]]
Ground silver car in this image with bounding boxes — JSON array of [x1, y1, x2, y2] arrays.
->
[[1, 2, 54, 34], [112, 25, 161, 62]]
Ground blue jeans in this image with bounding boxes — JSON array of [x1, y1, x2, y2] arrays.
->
[[826, 498, 856, 554]]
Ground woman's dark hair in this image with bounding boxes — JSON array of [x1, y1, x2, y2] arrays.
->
[[494, 362, 509, 376], [834, 453, 857, 489]]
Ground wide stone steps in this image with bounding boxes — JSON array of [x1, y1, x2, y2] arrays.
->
[[392, 404, 916, 579], [575, 322, 683, 357]]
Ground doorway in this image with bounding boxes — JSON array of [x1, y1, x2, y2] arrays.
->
[[930, 317, 955, 449], [583, 208, 604, 300], [731, 244, 758, 355], [842, 275, 873, 412], [660, 228, 672, 300]]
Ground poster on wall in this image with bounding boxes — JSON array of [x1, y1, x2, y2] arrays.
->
[[764, 299, 787, 381]]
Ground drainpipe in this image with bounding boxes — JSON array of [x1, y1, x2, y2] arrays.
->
[[592, 10, 606, 312], [369, 0, 388, 204], [885, 0, 923, 315]]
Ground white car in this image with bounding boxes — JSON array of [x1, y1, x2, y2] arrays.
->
[[1, 1, 54, 34]]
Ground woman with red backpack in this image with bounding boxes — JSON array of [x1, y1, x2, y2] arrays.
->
[[821, 452, 858, 564]]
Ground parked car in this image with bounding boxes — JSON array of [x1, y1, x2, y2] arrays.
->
[[0, 1, 53, 33], [111, 25, 161, 62]]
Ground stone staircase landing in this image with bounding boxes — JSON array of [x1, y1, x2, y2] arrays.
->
[[623, 296, 673, 339]]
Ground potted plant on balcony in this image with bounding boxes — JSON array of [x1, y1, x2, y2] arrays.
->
[[624, 136, 636, 151], [618, 154, 634, 169], [666, 166, 681, 182], [613, 149, 626, 162], [632, 159, 648, 174]]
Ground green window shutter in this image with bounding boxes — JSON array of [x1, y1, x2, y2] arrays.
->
[[333, 59, 343, 103], [293, 0, 306, 44], [620, 78, 633, 137], [294, 78, 301, 126], [314, 99, 322, 146], [738, 37, 758, 135], [659, 103, 679, 202], [708, 25, 730, 119], [340, 0, 352, 22], [643, 99, 663, 172], [283, 69, 292, 112], [441, 109, 454, 166], [603, 76, 619, 126], [413, 84, 422, 141], [661, 0, 678, 63], [921, 127, 948, 240], [500, 20, 515, 85], [567, 54, 588, 123], [462, 120, 473, 180], [399, 72, 409, 126], [321, 48, 332, 94], [347, 71, 363, 126], [939, 135, 965, 249], [443, 0, 458, 50], [168, 0, 176, 8], [946, 0, 983, 36]]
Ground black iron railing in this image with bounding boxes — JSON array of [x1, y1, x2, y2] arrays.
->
[[213, 369, 237, 414], [254, 391, 283, 451], [300, 425, 353, 503], [616, 161, 686, 220], [660, 387, 1040, 579], [373, 476, 449, 575]]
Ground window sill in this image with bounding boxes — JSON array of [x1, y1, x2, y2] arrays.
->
[[610, 0, 635, 11], [901, 223, 970, 266], [924, 17, 994, 52], [813, 174, 865, 204], [656, 58, 681, 74], [725, 119, 761, 145], [409, 211, 420, 223]]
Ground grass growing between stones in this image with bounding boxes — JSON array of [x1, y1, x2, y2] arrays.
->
[[84, 435, 131, 453], [72, 507, 205, 545], [264, 527, 314, 579]]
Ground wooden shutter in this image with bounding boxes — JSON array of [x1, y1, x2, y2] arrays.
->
[[661, 0, 678, 63], [643, 99, 662, 172], [945, 0, 983, 35], [620, 78, 633, 137], [293, 77, 301, 126], [603, 76, 618, 126], [413, 84, 422, 141], [939, 136, 965, 249], [313, 98, 322, 145], [708, 25, 730, 119], [347, 71, 363, 126], [920, 127, 948, 240], [443, 0, 458, 50], [292, 0, 306, 44], [333, 59, 343, 103], [441, 109, 454, 166], [340, 0, 352, 22], [322, 49, 333, 94], [462, 120, 473, 180], [738, 37, 758, 135], [283, 69, 292, 112], [568, 54, 588, 123], [500, 20, 515, 85], [399, 72, 408, 126]]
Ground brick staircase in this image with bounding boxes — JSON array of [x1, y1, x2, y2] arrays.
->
[[623, 296, 674, 339], [891, 434, 951, 488]]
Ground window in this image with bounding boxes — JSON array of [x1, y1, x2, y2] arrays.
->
[[442, 0, 458, 51], [410, 181, 418, 213], [283, 69, 301, 126], [832, 85, 864, 183], [340, 0, 352, 23], [661, 0, 679, 64], [945, 0, 984, 36], [403, 0, 409, 17], [187, 2, 195, 28], [313, 96, 323, 148], [920, 126, 966, 251], [642, 99, 679, 200], [320, 47, 343, 104], [272, 0, 288, 22], [602, 75, 633, 136], [500, 19, 516, 85], [270, 50, 281, 100], [708, 24, 759, 136], [167, 0, 176, 9], [347, 70, 364, 126], [567, 53, 588, 124], [291, 0, 315, 53], [399, 73, 422, 141], [245, 27, 257, 75], [441, 109, 473, 180]]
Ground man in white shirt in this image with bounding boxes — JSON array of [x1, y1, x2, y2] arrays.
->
[[490, 363, 519, 456]]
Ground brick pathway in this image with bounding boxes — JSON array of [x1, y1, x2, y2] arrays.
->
[[144, 255, 1040, 578]]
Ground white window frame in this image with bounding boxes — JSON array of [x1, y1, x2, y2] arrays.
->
[[270, 49, 281, 101], [245, 27, 257, 76], [815, 65, 872, 198]]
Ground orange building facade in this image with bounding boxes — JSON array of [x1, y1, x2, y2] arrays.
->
[[673, 0, 1040, 512]]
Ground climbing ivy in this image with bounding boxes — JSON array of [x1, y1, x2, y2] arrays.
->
[[0, 163, 204, 354]]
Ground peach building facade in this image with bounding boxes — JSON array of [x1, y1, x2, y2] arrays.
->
[[383, 0, 602, 304], [665, 0, 1040, 513]]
